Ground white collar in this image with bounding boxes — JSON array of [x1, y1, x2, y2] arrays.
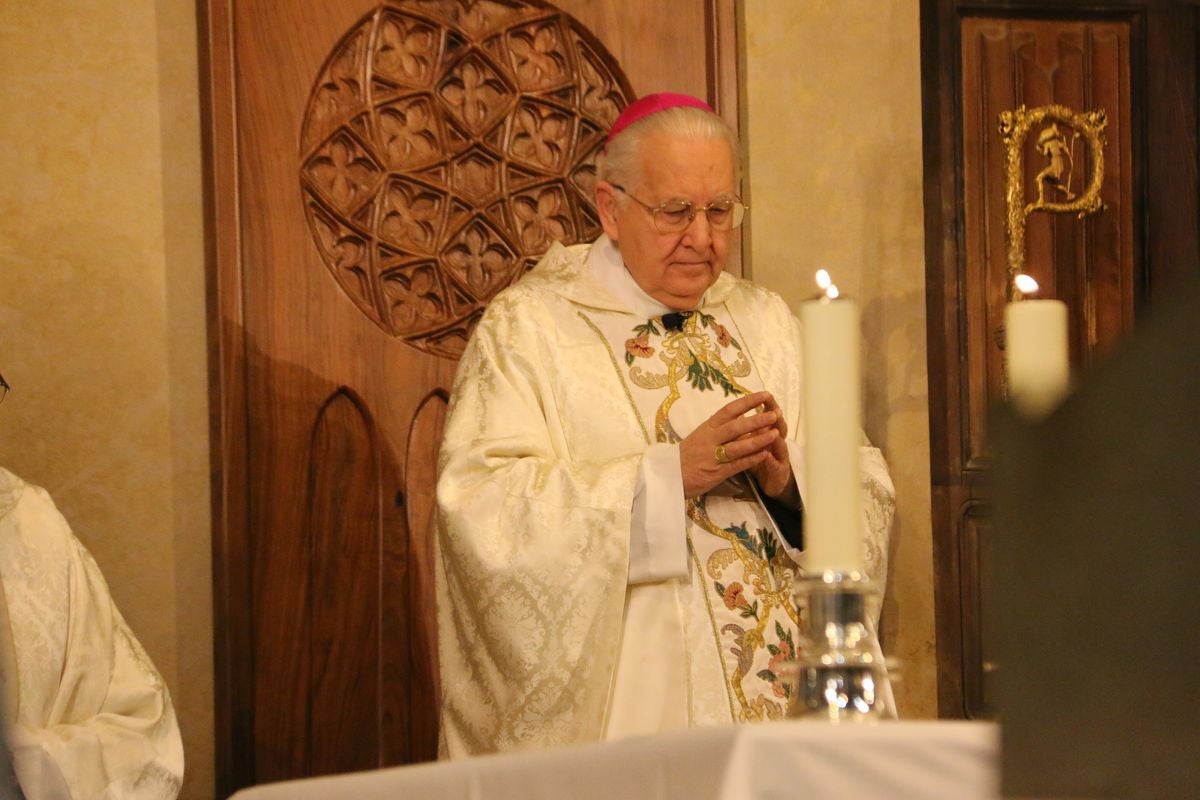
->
[[586, 234, 692, 318]]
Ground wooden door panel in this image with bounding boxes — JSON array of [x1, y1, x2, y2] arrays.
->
[[306, 391, 385, 777], [204, 0, 741, 794], [922, 0, 1198, 720], [393, 388, 448, 765], [960, 16, 1134, 470]]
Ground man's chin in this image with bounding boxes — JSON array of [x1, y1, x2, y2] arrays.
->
[[662, 277, 720, 309]]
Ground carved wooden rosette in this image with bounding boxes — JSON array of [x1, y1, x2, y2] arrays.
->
[[299, 0, 634, 358], [999, 103, 1107, 300]]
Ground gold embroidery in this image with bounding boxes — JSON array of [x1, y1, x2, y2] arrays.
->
[[589, 304, 800, 722], [629, 366, 669, 390], [689, 533, 742, 722], [727, 350, 751, 379], [687, 497, 796, 721], [706, 547, 740, 577], [650, 312, 752, 444], [719, 302, 766, 391]]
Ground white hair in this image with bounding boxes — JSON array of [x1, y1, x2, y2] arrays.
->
[[596, 105, 743, 193]]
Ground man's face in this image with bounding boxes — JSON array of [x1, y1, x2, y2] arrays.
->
[[598, 133, 737, 310]]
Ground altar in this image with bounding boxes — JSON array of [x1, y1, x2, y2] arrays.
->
[[231, 721, 998, 800]]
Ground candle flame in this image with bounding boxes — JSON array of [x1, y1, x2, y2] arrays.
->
[[1014, 273, 1039, 297], [814, 269, 839, 299]]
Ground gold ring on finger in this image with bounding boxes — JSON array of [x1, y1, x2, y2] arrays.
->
[[714, 444, 730, 464]]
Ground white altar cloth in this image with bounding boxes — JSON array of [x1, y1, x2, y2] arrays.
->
[[231, 721, 998, 800]]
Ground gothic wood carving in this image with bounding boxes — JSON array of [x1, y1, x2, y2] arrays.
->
[[300, 1, 635, 358]]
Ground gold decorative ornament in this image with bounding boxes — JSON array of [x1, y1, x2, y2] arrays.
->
[[998, 104, 1107, 299]]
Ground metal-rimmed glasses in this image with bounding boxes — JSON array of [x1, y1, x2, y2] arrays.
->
[[612, 184, 747, 234]]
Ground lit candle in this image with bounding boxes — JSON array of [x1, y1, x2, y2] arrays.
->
[[1004, 274, 1070, 419], [800, 269, 864, 574]]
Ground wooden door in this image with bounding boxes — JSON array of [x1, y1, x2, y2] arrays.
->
[[201, 0, 741, 795], [920, 0, 1200, 719]]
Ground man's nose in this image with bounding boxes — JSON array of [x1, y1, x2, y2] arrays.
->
[[682, 208, 713, 248]]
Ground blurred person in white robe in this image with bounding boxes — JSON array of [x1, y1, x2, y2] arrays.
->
[[0, 371, 184, 799], [435, 95, 895, 758]]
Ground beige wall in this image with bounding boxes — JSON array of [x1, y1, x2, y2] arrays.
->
[[0, 1, 214, 796], [743, 0, 937, 717]]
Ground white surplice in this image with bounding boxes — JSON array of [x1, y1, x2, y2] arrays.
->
[[436, 236, 895, 758], [0, 467, 184, 799]]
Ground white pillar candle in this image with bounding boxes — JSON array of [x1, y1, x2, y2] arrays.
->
[[800, 273, 864, 575], [1005, 279, 1070, 419]]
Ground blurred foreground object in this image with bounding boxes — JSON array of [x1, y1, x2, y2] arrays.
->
[[994, 277, 1200, 798]]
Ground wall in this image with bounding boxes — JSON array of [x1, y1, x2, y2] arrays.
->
[[0, 1, 214, 796], [743, 0, 937, 717]]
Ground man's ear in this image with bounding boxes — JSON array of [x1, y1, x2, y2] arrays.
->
[[595, 181, 620, 242]]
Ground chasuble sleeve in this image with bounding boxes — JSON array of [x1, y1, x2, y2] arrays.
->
[[627, 443, 688, 584], [859, 438, 896, 623], [1, 474, 184, 800], [435, 288, 645, 757]]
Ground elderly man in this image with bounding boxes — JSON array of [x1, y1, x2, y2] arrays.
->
[[0, 373, 184, 799], [436, 94, 894, 758]]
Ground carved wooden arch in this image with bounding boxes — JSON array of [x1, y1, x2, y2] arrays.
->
[[299, 0, 636, 358]]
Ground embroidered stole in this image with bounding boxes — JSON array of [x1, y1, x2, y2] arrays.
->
[[584, 306, 801, 722]]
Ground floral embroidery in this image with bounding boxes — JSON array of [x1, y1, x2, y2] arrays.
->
[[684, 355, 741, 396], [716, 580, 759, 620], [698, 311, 740, 350], [758, 622, 796, 699], [598, 304, 798, 721], [624, 334, 654, 360], [624, 319, 662, 365], [623, 312, 750, 397], [725, 521, 777, 562], [702, 509, 800, 719], [721, 581, 745, 609]]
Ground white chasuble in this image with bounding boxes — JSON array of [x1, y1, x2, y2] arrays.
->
[[436, 239, 896, 759], [0, 467, 184, 799]]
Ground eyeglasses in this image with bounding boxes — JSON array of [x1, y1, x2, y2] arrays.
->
[[612, 184, 747, 234]]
